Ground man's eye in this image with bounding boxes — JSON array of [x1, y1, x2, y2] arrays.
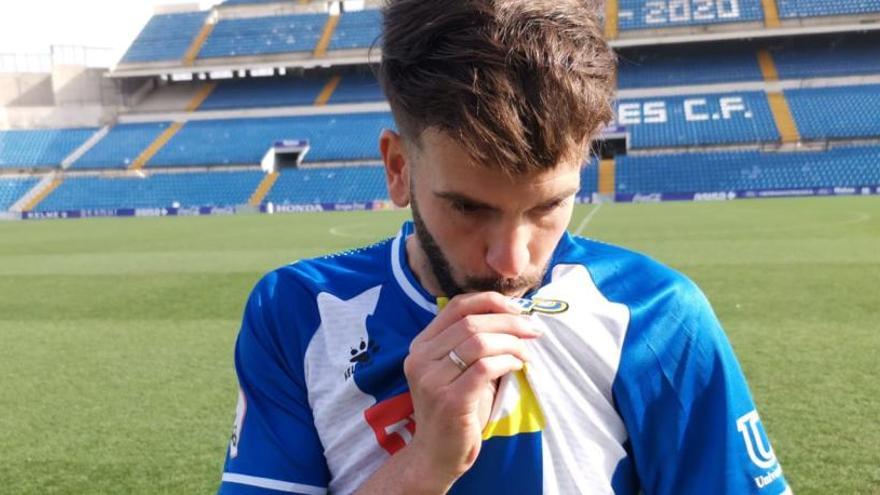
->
[[534, 200, 564, 214], [452, 202, 484, 214]]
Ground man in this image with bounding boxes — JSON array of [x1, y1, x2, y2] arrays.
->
[[218, 0, 791, 493]]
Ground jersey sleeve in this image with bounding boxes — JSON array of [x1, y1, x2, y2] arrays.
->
[[613, 275, 791, 495], [219, 270, 331, 495]]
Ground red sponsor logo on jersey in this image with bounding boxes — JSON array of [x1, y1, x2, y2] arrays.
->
[[364, 392, 416, 455]]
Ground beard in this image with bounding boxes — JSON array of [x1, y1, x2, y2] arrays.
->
[[410, 193, 546, 298]]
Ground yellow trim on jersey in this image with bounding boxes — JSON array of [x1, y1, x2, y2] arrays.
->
[[482, 369, 545, 439]]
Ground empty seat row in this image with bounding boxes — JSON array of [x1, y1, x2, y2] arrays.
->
[[786, 84, 880, 140], [617, 145, 880, 194], [120, 12, 208, 63], [0, 128, 97, 168], [35, 170, 265, 212], [199, 13, 329, 58], [777, 0, 880, 18], [0, 177, 39, 210]]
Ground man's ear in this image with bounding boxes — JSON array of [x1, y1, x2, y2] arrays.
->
[[380, 129, 411, 207]]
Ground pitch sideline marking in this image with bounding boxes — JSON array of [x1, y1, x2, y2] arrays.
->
[[574, 203, 603, 236]]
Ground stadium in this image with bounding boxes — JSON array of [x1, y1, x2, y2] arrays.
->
[[0, 0, 877, 493]]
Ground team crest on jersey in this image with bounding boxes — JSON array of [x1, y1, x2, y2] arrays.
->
[[508, 297, 569, 315]]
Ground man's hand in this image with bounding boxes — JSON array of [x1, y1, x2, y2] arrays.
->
[[400, 292, 543, 492]]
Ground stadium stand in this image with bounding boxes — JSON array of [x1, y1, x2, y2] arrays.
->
[[617, 92, 779, 148], [0, 128, 97, 169], [617, 43, 763, 88], [786, 85, 880, 140], [199, 75, 329, 110], [0, 177, 39, 210], [265, 165, 387, 205], [617, 0, 764, 31], [35, 170, 265, 212], [329, 9, 382, 50], [72, 123, 172, 170], [198, 13, 329, 58], [772, 33, 880, 79], [119, 12, 208, 63], [148, 113, 393, 167], [327, 72, 385, 104], [777, 0, 880, 19], [616, 145, 880, 194]]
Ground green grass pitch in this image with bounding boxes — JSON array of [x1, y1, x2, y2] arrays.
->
[[0, 196, 878, 494]]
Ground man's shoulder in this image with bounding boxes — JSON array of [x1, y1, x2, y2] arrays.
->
[[256, 237, 395, 304], [559, 234, 699, 308]]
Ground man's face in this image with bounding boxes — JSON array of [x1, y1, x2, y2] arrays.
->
[[395, 129, 582, 298]]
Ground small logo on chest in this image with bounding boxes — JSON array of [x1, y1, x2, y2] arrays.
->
[[344, 338, 380, 381]]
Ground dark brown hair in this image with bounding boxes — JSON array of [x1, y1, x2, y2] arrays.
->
[[378, 0, 616, 174]]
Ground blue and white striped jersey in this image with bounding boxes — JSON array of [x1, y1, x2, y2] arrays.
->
[[218, 221, 790, 494]]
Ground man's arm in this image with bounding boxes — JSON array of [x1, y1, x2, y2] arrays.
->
[[218, 271, 331, 495], [613, 276, 791, 495]]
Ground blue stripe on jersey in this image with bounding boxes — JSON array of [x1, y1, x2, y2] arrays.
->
[[451, 431, 543, 494]]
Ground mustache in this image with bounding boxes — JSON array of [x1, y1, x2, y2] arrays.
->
[[461, 273, 543, 295]]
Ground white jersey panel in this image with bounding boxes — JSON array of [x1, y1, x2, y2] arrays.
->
[[304, 286, 390, 493], [527, 263, 631, 493]]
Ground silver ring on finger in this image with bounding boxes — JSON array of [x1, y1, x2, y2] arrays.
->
[[447, 349, 468, 371]]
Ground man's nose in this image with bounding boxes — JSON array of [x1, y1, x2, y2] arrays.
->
[[485, 221, 530, 279]]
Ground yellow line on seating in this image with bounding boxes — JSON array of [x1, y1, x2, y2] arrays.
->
[[129, 122, 185, 171], [598, 158, 616, 195], [314, 75, 342, 106], [757, 48, 779, 82], [767, 92, 800, 143], [186, 82, 218, 112], [761, 0, 781, 28], [249, 172, 280, 207], [183, 20, 216, 66], [604, 0, 619, 40], [314, 14, 341, 58], [22, 177, 63, 212]]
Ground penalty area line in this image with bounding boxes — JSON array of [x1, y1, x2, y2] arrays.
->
[[574, 203, 603, 236]]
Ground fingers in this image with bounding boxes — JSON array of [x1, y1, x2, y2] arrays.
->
[[449, 354, 525, 398], [419, 313, 541, 361], [419, 292, 525, 341], [425, 332, 532, 385]]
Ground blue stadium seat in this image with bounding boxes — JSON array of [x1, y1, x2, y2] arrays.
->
[[149, 113, 394, 167], [200, 76, 329, 110], [329, 9, 382, 50], [0, 128, 97, 168], [616, 145, 880, 194], [199, 13, 329, 58], [773, 34, 880, 79], [73, 123, 171, 170], [36, 170, 265, 212], [618, 44, 763, 88], [786, 85, 880, 140], [616, 92, 779, 148], [328, 72, 385, 104], [0, 177, 39, 210], [777, 0, 880, 18], [266, 165, 387, 205], [120, 12, 208, 63], [617, 0, 763, 31]]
